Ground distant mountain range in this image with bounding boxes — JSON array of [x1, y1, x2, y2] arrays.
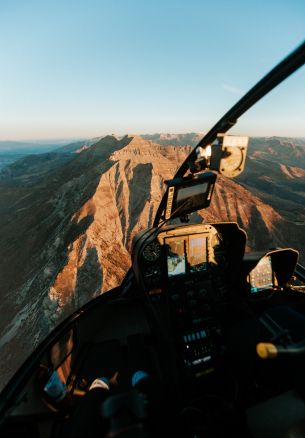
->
[[237, 137, 305, 227], [0, 133, 304, 389], [0, 140, 66, 154], [0, 140, 70, 171]]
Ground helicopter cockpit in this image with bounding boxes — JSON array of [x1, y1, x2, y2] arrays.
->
[[1, 42, 305, 438], [127, 134, 303, 437]]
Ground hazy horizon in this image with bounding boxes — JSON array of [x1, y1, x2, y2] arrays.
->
[[1, 132, 305, 151], [2, 132, 305, 143]]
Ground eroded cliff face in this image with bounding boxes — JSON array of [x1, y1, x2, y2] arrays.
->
[[0, 134, 302, 389], [46, 136, 191, 311]]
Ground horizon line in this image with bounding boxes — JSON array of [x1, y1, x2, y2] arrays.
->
[[1, 132, 305, 144]]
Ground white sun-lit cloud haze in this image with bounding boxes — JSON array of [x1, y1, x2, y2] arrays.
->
[[0, 0, 305, 141]]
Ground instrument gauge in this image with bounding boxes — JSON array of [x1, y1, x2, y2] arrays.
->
[[144, 265, 161, 279], [142, 242, 161, 262]]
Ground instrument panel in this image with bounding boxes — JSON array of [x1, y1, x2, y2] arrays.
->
[[141, 225, 230, 319], [132, 222, 246, 378], [249, 256, 274, 293], [245, 248, 299, 297], [133, 223, 245, 294]]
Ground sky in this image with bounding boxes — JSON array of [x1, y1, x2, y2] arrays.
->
[[0, 0, 305, 141]]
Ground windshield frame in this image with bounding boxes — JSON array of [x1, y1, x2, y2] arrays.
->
[[153, 40, 305, 226]]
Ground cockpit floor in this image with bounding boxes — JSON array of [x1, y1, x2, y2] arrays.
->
[[247, 390, 305, 438], [72, 334, 156, 394], [73, 340, 126, 392]]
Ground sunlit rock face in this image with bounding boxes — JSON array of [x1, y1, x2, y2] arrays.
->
[[0, 134, 304, 389]]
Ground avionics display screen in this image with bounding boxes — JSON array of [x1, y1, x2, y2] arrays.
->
[[166, 234, 209, 278], [175, 183, 209, 214], [166, 238, 186, 277], [249, 256, 273, 293], [189, 236, 207, 273]]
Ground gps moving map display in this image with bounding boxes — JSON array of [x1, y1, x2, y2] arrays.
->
[[166, 234, 208, 278], [189, 236, 207, 272], [167, 238, 186, 277], [249, 256, 273, 293], [175, 183, 209, 213]]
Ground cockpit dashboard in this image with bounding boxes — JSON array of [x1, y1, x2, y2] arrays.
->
[[132, 222, 246, 293], [132, 222, 298, 380], [132, 222, 247, 378]]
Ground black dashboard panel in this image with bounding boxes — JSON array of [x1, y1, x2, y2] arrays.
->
[[132, 223, 246, 292], [131, 222, 247, 377]]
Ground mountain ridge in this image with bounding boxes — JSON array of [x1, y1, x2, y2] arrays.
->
[[0, 133, 304, 390]]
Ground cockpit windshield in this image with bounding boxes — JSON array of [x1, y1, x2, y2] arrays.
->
[[0, 2, 304, 394]]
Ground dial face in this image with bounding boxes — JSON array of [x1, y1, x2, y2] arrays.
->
[[220, 146, 245, 177], [142, 242, 161, 262]]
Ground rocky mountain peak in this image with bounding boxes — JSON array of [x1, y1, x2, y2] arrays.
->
[[80, 134, 132, 158]]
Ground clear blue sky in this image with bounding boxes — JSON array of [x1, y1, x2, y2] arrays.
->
[[0, 0, 305, 140]]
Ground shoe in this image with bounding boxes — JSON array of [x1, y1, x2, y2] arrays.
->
[[36, 366, 73, 413], [131, 370, 150, 387], [89, 371, 119, 391]]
